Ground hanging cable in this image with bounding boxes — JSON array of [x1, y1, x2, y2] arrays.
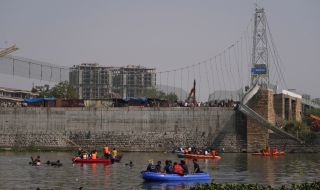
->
[[219, 53, 226, 99], [166, 71, 169, 95], [214, 56, 222, 100], [198, 62, 201, 102], [204, 61, 211, 101], [180, 68, 183, 101]]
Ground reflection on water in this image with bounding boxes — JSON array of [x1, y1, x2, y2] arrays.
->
[[0, 152, 319, 189]]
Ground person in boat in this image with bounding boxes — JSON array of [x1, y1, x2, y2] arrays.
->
[[155, 161, 162, 172], [164, 160, 174, 174], [103, 146, 111, 158], [164, 160, 170, 173], [146, 159, 157, 172], [77, 148, 83, 157], [273, 146, 278, 154], [211, 149, 217, 157], [91, 150, 98, 160], [173, 162, 184, 175], [180, 160, 189, 174], [193, 159, 201, 173], [77, 148, 87, 159], [111, 148, 118, 159]]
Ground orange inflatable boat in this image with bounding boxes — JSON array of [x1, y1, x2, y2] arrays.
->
[[183, 154, 221, 159], [252, 151, 285, 156]]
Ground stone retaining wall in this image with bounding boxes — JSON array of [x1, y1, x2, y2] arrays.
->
[[0, 107, 245, 152]]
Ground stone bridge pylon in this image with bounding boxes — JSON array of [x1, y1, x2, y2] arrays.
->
[[238, 84, 303, 152]]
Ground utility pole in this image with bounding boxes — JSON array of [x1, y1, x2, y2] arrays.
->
[[251, 7, 269, 87]]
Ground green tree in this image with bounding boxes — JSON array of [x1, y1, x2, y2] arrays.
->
[[284, 120, 316, 144], [39, 81, 78, 99], [144, 88, 178, 102], [166, 92, 178, 103]]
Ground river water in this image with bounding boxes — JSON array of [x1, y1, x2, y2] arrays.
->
[[0, 152, 319, 190]]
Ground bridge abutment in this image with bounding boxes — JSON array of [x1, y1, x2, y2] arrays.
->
[[247, 89, 275, 152]]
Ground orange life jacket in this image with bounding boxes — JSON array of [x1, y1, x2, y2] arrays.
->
[[174, 164, 183, 174], [103, 147, 109, 154]]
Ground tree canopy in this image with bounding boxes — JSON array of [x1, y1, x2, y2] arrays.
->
[[143, 88, 178, 102], [37, 81, 78, 99]]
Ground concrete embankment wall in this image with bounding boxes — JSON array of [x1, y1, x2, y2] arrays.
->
[[0, 107, 245, 152]]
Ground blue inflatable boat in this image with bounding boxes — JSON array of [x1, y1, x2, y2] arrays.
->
[[141, 172, 211, 181]]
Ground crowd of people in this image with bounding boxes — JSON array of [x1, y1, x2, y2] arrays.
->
[[77, 146, 118, 160], [145, 159, 201, 175], [177, 147, 218, 156], [0, 101, 27, 108]]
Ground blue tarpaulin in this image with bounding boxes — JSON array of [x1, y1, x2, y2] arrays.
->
[[23, 97, 56, 103]]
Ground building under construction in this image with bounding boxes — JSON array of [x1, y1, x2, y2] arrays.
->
[[69, 63, 156, 99]]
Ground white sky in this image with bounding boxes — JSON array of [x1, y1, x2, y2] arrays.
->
[[0, 0, 319, 100]]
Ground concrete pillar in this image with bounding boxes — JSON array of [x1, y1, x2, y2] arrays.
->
[[247, 89, 275, 152]]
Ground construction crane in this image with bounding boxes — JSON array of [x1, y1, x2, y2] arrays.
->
[[185, 79, 197, 106], [0, 45, 18, 57]]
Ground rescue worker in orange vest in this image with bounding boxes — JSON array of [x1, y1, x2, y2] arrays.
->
[[273, 146, 278, 155], [173, 162, 184, 175], [91, 150, 97, 160], [103, 146, 110, 158]]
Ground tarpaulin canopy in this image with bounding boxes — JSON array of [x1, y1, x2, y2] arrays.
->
[[23, 97, 56, 103], [126, 97, 147, 103]]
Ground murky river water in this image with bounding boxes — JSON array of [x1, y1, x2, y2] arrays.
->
[[0, 152, 319, 189]]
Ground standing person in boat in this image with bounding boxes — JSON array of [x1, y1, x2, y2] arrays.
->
[[111, 148, 118, 159], [146, 160, 156, 172], [103, 146, 110, 158], [180, 160, 189, 174], [155, 161, 162, 172], [164, 160, 170, 173], [193, 159, 202, 173]]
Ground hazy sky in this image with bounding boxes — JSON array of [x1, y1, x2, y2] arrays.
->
[[0, 0, 319, 100]]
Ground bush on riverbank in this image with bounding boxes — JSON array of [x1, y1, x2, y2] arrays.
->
[[284, 121, 317, 144], [189, 182, 320, 190]]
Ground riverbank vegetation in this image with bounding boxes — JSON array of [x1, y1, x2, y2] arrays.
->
[[283, 108, 320, 144], [189, 182, 320, 190]]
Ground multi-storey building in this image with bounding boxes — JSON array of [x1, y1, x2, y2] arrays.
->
[[111, 65, 156, 98], [0, 87, 38, 106], [69, 63, 156, 99]]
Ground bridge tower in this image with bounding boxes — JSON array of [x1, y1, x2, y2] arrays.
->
[[246, 7, 275, 152], [251, 8, 269, 87]]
